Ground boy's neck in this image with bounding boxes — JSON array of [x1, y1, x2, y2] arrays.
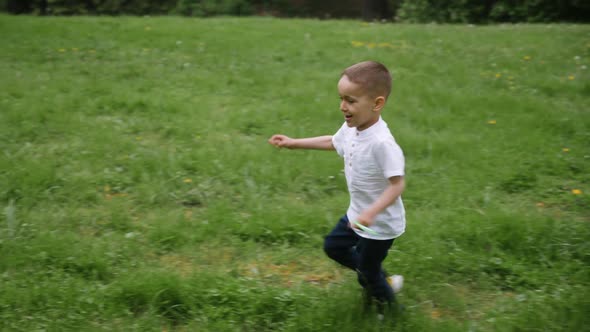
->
[[357, 116, 381, 131]]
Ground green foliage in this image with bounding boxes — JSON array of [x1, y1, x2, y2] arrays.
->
[[488, 0, 590, 22], [174, 0, 254, 16], [3, 0, 589, 22], [396, 0, 590, 23], [4, 0, 178, 15], [395, 0, 490, 23]]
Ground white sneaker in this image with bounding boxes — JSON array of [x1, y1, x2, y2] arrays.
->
[[387, 275, 404, 293]]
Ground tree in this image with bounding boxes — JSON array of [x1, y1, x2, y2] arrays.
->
[[362, 0, 390, 21]]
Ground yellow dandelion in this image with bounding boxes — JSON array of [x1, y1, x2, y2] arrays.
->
[[58, 48, 66, 52], [568, 75, 575, 80], [495, 73, 502, 78], [488, 120, 497, 125], [562, 148, 570, 152], [367, 42, 376, 49], [351, 41, 364, 47], [523, 55, 531, 61], [430, 309, 442, 319], [536, 202, 545, 208], [572, 189, 582, 195], [104, 185, 111, 193], [183, 178, 193, 183]]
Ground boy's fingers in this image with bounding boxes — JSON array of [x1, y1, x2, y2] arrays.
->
[[268, 135, 292, 148], [268, 136, 281, 146], [269, 139, 283, 148]]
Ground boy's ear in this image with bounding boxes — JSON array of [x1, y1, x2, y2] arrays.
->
[[373, 96, 386, 112]]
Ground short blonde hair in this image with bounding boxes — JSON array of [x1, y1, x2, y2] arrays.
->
[[342, 61, 392, 99]]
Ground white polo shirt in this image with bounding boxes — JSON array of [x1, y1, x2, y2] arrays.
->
[[332, 117, 406, 240]]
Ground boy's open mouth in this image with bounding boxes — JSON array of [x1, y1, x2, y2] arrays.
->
[[345, 114, 353, 120]]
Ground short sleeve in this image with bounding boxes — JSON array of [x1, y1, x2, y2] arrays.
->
[[374, 139, 405, 179], [332, 123, 347, 157]]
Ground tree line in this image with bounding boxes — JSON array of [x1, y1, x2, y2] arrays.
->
[[2, 0, 589, 23]]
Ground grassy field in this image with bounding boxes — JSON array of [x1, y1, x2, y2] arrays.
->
[[1, 14, 589, 331]]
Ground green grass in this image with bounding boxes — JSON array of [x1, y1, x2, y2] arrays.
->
[[1, 14, 589, 331]]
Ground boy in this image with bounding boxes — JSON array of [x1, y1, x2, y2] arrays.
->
[[268, 61, 405, 312]]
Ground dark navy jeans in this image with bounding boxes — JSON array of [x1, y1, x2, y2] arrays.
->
[[323, 215, 395, 304]]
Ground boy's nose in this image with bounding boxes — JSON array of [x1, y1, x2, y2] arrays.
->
[[340, 100, 347, 111]]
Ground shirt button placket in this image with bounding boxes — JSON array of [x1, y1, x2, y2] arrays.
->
[[350, 139, 355, 168]]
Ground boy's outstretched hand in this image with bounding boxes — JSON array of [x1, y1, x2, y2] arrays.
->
[[268, 134, 295, 149], [269, 135, 334, 151]]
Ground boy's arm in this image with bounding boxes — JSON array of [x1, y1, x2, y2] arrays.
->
[[355, 176, 405, 227], [268, 134, 335, 150]]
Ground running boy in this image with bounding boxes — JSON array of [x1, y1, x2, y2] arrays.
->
[[268, 61, 406, 310]]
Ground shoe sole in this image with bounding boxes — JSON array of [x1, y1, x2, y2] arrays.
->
[[388, 275, 403, 293]]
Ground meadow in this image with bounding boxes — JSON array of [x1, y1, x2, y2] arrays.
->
[[0, 15, 589, 331]]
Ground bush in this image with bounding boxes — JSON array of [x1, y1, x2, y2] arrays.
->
[[3, 0, 178, 16], [175, 0, 254, 16], [395, 0, 489, 23], [488, 0, 575, 22], [396, 0, 590, 23], [2, 0, 589, 22]]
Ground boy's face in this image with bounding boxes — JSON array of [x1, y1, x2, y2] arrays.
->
[[337, 75, 383, 131]]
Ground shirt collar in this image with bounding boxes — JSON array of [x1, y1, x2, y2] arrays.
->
[[355, 117, 385, 138]]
